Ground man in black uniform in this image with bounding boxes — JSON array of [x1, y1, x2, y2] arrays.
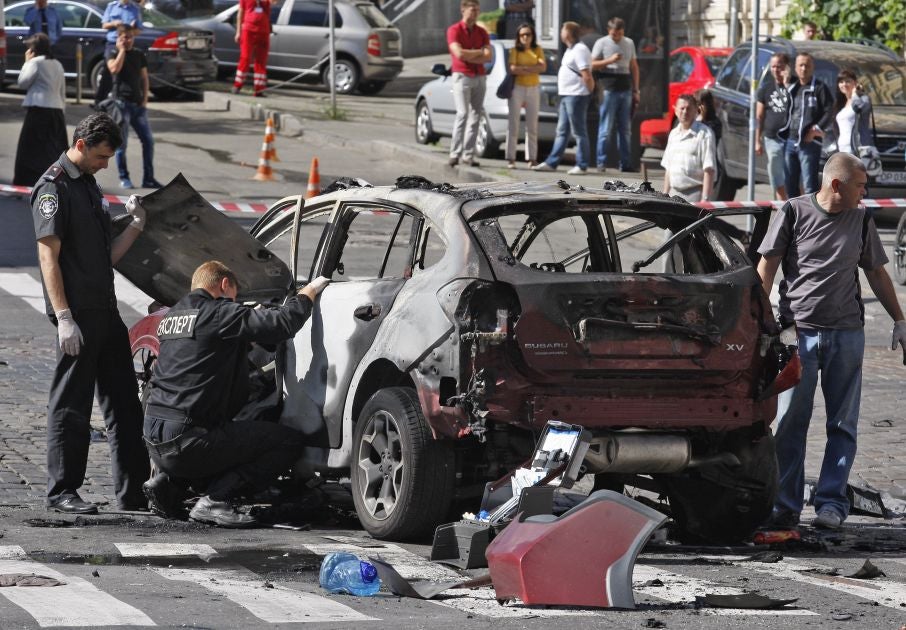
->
[[142, 261, 329, 527], [32, 112, 151, 514]]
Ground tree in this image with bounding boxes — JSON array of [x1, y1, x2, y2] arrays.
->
[[781, 0, 906, 54]]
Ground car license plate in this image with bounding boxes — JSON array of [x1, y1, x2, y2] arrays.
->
[[387, 41, 399, 53], [877, 171, 906, 184], [185, 38, 206, 50]]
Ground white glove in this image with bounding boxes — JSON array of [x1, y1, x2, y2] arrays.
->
[[306, 276, 331, 295], [779, 325, 798, 347], [55, 308, 83, 356], [125, 194, 146, 231], [891, 320, 906, 352]]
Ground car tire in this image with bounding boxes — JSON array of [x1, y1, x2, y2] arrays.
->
[[322, 57, 359, 95], [893, 212, 906, 285], [357, 80, 387, 95], [351, 387, 455, 541], [89, 58, 106, 93], [475, 115, 500, 158], [415, 99, 440, 145], [660, 432, 778, 543]]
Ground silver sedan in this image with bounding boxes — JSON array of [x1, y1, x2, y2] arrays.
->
[[414, 39, 560, 158]]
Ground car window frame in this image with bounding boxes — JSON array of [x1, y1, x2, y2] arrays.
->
[[715, 47, 750, 93], [670, 50, 694, 83]]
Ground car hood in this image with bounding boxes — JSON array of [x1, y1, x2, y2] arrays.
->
[[873, 106, 906, 137], [113, 174, 292, 307]]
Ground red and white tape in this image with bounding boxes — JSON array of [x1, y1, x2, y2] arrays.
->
[[0, 183, 270, 214], [698, 199, 906, 210]]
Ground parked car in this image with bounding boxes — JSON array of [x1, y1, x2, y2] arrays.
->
[[143, 0, 215, 19], [639, 46, 732, 150], [415, 39, 561, 158], [711, 37, 906, 213], [118, 175, 798, 543], [3, 0, 216, 97], [183, 0, 403, 94], [0, 0, 7, 84]]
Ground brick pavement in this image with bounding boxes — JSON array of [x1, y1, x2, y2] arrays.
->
[[2, 327, 904, 511]]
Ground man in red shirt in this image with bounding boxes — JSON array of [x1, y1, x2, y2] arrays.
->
[[446, 0, 491, 167], [232, 0, 271, 97]]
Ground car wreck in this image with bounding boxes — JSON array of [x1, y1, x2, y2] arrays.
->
[[117, 175, 798, 543]]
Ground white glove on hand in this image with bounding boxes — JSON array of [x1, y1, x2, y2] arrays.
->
[[891, 320, 906, 352], [125, 194, 146, 231], [306, 276, 331, 295], [779, 325, 798, 347], [55, 308, 83, 356]]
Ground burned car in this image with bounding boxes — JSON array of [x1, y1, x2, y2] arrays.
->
[[119, 176, 797, 542]]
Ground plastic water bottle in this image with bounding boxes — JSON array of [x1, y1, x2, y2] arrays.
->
[[319, 552, 381, 596]]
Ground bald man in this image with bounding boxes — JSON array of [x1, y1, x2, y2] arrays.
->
[[757, 152, 906, 530]]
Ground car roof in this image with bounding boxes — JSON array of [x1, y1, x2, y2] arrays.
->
[[312, 180, 704, 222], [745, 37, 899, 64]]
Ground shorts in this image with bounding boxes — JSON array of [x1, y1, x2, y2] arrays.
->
[[764, 135, 786, 191]]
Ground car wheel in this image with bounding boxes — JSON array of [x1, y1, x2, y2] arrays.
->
[[415, 99, 439, 144], [89, 58, 106, 93], [322, 58, 359, 95], [660, 433, 778, 543], [351, 387, 455, 541], [357, 80, 387, 95], [894, 212, 906, 285], [475, 115, 500, 158]]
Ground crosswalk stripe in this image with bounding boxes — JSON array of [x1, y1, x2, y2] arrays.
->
[[114, 543, 217, 560], [0, 546, 155, 627], [633, 564, 816, 616], [0, 271, 46, 313], [114, 272, 155, 317], [153, 567, 376, 623]]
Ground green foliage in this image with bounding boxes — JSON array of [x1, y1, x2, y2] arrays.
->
[[780, 0, 906, 53]]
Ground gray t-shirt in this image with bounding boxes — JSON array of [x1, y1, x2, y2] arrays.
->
[[758, 194, 888, 329], [591, 35, 636, 91]]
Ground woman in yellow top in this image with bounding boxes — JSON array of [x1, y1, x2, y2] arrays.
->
[[506, 23, 547, 168]]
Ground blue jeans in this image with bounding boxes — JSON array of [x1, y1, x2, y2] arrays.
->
[[596, 89, 632, 169], [544, 94, 590, 170], [784, 139, 821, 196], [773, 328, 864, 520], [115, 101, 155, 183]]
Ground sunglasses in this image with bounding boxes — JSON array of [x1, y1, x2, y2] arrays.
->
[[518, 32, 532, 37]]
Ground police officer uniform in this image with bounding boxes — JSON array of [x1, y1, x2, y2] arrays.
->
[[143, 288, 310, 507], [32, 152, 150, 511]]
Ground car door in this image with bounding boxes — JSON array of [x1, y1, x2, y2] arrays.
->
[[4, 1, 29, 75], [269, 0, 340, 73], [280, 200, 420, 454]]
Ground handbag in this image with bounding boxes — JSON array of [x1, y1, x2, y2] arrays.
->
[[496, 47, 515, 100], [97, 97, 125, 126]]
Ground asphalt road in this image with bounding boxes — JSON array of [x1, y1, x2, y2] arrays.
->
[[3, 82, 906, 629]]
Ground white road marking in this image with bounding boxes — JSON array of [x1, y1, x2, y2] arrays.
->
[[114, 272, 155, 316], [0, 271, 46, 312], [114, 543, 217, 561], [0, 546, 155, 627], [154, 567, 375, 623]]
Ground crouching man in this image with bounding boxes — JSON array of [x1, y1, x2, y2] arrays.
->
[[142, 260, 329, 527]]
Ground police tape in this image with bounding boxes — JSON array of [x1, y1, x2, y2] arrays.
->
[[697, 199, 906, 210], [0, 183, 270, 214]]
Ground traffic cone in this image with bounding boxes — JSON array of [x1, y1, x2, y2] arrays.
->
[[305, 157, 321, 198], [252, 118, 277, 181], [263, 116, 280, 163]]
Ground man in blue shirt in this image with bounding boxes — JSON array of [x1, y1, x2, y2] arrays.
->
[[102, 0, 142, 48], [24, 0, 63, 46]]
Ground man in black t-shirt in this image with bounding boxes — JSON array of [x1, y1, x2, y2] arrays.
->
[[755, 52, 791, 200], [107, 24, 162, 190]]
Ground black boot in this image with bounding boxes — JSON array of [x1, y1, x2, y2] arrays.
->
[[143, 472, 189, 520]]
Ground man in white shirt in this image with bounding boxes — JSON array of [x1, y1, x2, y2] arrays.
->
[[532, 21, 593, 175], [661, 93, 716, 202]]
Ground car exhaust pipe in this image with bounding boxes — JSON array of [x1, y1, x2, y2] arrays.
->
[[583, 433, 692, 474]]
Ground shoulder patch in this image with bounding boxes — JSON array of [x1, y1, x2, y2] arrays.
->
[[37, 193, 59, 220], [42, 164, 64, 182], [157, 309, 201, 340]]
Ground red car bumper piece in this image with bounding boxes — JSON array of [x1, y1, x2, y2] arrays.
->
[[485, 490, 668, 608]]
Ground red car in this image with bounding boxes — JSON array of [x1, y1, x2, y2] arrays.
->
[[640, 46, 732, 150]]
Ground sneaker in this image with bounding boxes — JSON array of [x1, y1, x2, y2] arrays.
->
[[566, 166, 587, 175], [189, 495, 258, 528], [507, 161, 516, 169], [142, 178, 164, 189], [142, 472, 188, 520], [120, 178, 134, 190], [764, 509, 800, 528], [448, 157, 459, 167], [531, 162, 555, 171], [596, 166, 607, 173], [813, 509, 843, 529]]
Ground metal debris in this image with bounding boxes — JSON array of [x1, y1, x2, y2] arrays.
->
[[847, 559, 886, 579], [394, 175, 488, 199], [23, 518, 72, 528], [0, 574, 66, 587], [696, 593, 798, 609]]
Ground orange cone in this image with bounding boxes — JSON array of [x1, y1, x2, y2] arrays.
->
[[263, 116, 280, 163], [253, 118, 277, 181], [305, 157, 321, 198]]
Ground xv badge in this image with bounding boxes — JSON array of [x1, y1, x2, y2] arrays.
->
[[725, 343, 745, 351]]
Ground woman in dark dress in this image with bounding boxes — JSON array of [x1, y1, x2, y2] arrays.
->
[[14, 33, 68, 186]]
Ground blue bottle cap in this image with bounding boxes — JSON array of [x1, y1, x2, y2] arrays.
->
[[359, 561, 377, 583]]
